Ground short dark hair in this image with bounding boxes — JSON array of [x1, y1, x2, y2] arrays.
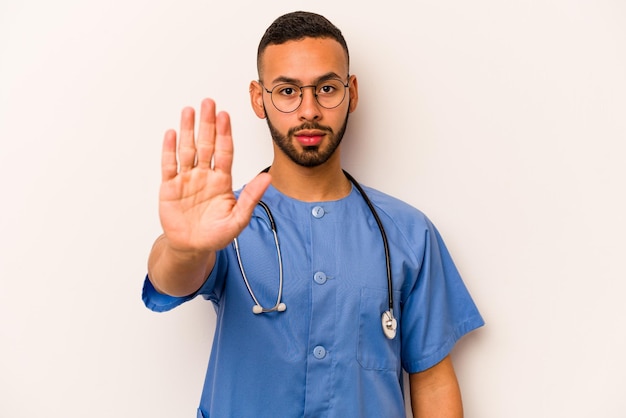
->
[[257, 11, 350, 78]]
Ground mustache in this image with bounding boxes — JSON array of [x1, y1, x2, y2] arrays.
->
[[287, 122, 333, 136]]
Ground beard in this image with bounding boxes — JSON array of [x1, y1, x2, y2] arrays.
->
[[265, 108, 350, 168]]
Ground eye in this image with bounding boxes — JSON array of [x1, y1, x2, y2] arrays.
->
[[277, 84, 300, 97], [318, 84, 336, 94], [317, 80, 343, 95]]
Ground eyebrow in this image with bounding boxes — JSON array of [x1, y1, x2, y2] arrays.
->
[[269, 72, 345, 86]]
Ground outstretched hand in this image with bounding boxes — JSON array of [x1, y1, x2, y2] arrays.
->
[[159, 98, 271, 255]]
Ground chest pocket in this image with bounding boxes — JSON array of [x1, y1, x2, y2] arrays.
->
[[357, 287, 402, 372]]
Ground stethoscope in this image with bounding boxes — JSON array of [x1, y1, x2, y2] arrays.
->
[[233, 169, 398, 340]]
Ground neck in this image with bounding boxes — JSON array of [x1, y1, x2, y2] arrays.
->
[[268, 153, 351, 202]]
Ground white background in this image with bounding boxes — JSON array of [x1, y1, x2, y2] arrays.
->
[[1, 0, 625, 417]]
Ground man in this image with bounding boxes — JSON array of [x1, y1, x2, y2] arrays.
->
[[144, 11, 484, 418]]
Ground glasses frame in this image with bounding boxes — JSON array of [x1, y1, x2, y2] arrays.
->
[[260, 77, 350, 113]]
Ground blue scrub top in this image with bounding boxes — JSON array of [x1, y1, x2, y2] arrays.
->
[[143, 184, 484, 418]]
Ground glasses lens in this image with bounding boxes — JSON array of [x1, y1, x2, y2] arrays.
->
[[315, 79, 346, 109], [270, 80, 347, 113], [270, 83, 301, 113]]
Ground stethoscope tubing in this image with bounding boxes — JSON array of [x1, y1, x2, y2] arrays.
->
[[233, 201, 286, 313], [342, 170, 394, 319], [233, 168, 397, 339]]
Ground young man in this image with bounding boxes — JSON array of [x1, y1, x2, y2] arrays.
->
[[144, 11, 484, 418]]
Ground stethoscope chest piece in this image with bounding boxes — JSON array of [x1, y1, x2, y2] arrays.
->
[[382, 310, 397, 340]]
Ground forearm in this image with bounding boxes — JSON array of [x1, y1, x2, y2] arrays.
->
[[147, 234, 216, 297], [410, 356, 463, 418]]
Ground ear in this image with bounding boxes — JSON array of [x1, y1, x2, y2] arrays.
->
[[250, 81, 266, 119], [347, 75, 359, 113]]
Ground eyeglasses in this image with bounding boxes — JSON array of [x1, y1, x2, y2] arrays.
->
[[260, 78, 349, 113]]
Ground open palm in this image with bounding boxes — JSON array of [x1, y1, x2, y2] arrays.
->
[[159, 98, 270, 254]]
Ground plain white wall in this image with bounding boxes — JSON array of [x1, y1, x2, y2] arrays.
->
[[1, 0, 625, 417]]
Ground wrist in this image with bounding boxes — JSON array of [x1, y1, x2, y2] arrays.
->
[[148, 235, 216, 297], [158, 234, 215, 261]]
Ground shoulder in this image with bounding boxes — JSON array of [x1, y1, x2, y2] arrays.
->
[[357, 184, 446, 253], [360, 185, 430, 227]]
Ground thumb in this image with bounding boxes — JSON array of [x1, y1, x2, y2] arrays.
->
[[231, 172, 272, 226]]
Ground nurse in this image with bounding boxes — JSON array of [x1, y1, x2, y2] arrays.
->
[[143, 11, 484, 417]]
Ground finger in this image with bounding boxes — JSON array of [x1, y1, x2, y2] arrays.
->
[[231, 173, 272, 227], [196, 98, 216, 170], [161, 129, 178, 182], [178, 106, 197, 171], [212, 110, 234, 174]]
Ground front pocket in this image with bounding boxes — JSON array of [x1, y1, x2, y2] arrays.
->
[[357, 287, 401, 371]]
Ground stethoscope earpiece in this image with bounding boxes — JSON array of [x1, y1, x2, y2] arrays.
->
[[252, 303, 286, 314]]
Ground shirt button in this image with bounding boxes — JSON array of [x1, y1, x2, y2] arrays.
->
[[313, 345, 326, 359], [313, 271, 327, 285], [311, 206, 325, 218]]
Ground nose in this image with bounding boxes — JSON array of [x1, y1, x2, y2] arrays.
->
[[297, 85, 322, 120]]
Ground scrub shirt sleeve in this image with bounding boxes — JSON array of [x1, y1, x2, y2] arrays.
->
[[142, 250, 227, 313], [400, 218, 484, 373]]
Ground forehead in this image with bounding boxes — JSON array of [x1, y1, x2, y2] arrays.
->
[[260, 37, 349, 84]]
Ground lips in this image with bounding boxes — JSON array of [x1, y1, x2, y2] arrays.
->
[[294, 130, 326, 147]]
